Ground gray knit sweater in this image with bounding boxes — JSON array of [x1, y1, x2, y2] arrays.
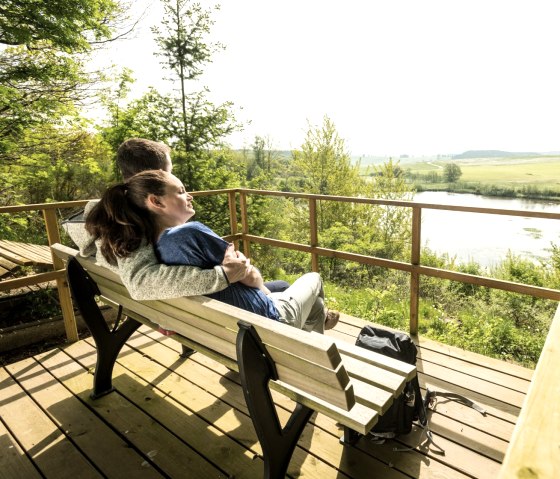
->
[[64, 200, 228, 300]]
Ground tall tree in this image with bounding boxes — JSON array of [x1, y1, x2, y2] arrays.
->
[[293, 116, 361, 197], [361, 159, 414, 260], [151, 0, 239, 191]]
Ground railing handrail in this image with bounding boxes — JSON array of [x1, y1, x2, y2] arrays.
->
[[0, 199, 89, 214], [1, 188, 559, 338]]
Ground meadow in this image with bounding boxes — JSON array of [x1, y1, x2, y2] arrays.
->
[[369, 155, 560, 198]]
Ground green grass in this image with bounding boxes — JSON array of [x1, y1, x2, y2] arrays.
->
[[405, 156, 560, 188]]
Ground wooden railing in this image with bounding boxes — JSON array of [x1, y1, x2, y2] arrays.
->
[[0, 200, 88, 342], [229, 189, 560, 334], [1, 190, 560, 339]]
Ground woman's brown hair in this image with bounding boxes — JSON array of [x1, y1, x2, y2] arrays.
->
[[86, 170, 171, 265]]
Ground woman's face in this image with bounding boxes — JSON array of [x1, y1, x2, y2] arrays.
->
[[158, 174, 195, 226]]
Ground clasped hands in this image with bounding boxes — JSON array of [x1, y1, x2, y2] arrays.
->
[[220, 244, 270, 294]]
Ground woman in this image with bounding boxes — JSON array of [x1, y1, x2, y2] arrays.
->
[[86, 170, 339, 333]]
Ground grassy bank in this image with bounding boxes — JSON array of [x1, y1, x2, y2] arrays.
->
[[402, 155, 560, 200]]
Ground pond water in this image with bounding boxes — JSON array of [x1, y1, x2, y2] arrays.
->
[[413, 191, 560, 268]]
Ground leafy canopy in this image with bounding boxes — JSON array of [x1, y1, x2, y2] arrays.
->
[[0, 0, 120, 51]]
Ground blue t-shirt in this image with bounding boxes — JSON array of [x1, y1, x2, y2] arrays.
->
[[157, 222, 280, 321]]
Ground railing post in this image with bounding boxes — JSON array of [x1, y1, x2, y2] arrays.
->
[[239, 191, 250, 258], [309, 198, 319, 272], [409, 206, 421, 335], [43, 208, 79, 342], [227, 190, 238, 250]]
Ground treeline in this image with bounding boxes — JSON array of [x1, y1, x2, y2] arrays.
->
[[414, 181, 560, 201]]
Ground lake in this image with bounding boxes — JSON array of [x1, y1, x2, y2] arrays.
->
[[413, 191, 560, 268]]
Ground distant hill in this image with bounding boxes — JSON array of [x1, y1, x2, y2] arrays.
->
[[452, 150, 540, 159]]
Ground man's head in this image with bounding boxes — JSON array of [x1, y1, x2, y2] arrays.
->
[[116, 138, 172, 180]]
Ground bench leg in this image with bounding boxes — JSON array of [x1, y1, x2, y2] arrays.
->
[[67, 258, 141, 399], [341, 426, 361, 445], [236, 321, 313, 479], [180, 345, 196, 358]]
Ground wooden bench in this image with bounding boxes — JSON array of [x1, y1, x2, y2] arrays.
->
[[52, 243, 416, 479]]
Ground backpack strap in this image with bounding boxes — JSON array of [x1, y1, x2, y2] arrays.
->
[[424, 389, 486, 416]]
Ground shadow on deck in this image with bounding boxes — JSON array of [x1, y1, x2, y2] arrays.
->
[[0, 314, 532, 478]]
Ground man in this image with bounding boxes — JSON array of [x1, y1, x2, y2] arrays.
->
[[65, 138, 286, 300]]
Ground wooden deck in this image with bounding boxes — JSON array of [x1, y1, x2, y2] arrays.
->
[[0, 240, 52, 274], [0, 313, 532, 478]]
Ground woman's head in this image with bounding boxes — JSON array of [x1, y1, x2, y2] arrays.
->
[[127, 170, 195, 229], [86, 170, 194, 264]]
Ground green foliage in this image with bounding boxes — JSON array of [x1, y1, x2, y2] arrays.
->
[[329, 250, 553, 368], [444, 162, 462, 182], [0, 0, 124, 158], [153, 0, 220, 82], [292, 116, 362, 198], [0, 0, 120, 51]]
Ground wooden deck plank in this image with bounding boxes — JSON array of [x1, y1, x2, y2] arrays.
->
[[82, 331, 382, 478], [118, 329, 414, 478], [138, 328, 501, 479], [0, 240, 52, 266], [0, 256, 18, 271], [34, 345, 228, 479], [58, 338, 268, 478], [0, 418, 43, 479], [3, 358, 164, 478], [0, 245, 32, 266], [0, 365, 104, 479]]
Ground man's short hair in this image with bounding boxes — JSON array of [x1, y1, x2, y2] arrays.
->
[[117, 138, 171, 180]]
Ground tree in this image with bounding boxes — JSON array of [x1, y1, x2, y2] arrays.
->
[[444, 163, 462, 183], [0, 0, 121, 50], [0, 0, 128, 159], [293, 116, 362, 197], [360, 159, 415, 260], [285, 117, 364, 277], [151, 0, 239, 191], [0, 45, 93, 157]]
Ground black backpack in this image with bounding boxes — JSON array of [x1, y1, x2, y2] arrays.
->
[[355, 325, 485, 449]]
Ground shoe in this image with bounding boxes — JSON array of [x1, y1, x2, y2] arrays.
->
[[325, 310, 340, 330], [158, 326, 177, 336]]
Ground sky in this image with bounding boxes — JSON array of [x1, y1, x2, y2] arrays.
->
[[93, 0, 560, 157]]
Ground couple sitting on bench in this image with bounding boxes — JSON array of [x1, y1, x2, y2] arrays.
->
[[70, 138, 339, 334]]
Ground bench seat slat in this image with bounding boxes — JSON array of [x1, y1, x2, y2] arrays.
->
[[168, 296, 344, 370], [334, 337, 417, 381], [272, 380, 379, 435], [85, 260, 344, 372], [338, 353, 407, 398], [351, 379, 395, 414]]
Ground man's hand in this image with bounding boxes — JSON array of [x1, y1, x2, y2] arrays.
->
[[221, 244, 252, 283]]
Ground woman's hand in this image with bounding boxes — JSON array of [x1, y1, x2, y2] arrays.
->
[[221, 244, 252, 283]]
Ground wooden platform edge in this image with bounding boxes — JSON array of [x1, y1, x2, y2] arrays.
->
[[498, 303, 560, 479]]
